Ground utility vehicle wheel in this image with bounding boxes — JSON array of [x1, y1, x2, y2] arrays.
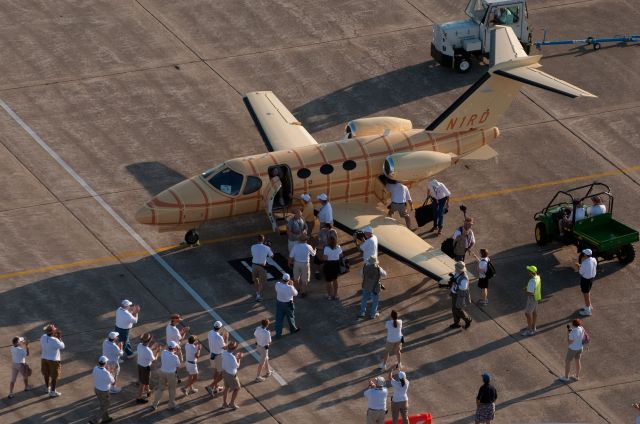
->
[[456, 56, 472, 73], [593, 43, 601, 50], [535, 223, 548, 246], [617, 244, 635, 264], [184, 229, 200, 245]]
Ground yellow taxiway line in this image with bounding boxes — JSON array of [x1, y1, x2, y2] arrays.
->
[[2, 166, 638, 281]]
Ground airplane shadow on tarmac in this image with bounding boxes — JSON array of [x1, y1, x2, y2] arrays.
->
[[126, 162, 188, 197], [292, 60, 484, 134]]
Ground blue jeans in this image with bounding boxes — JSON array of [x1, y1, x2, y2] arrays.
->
[[359, 289, 379, 317], [275, 301, 297, 336], [433, 198, 447, 229], [114, 327, 133, 357]]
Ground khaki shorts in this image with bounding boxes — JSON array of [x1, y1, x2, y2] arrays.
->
[[41, 359, 61, 380], [252, 264, 267, 283], [257, 345, 269, 362], [186, 361, 198, 375], [525, 296, 538, 314], [211, 354, 223, 373], [11, 363, 27, 382], [566, 348, 583, 361], [293, 261, 310, 287], [223, 371, 241, 390], [389, 202, 409, 217], [385, 341, 402, 355]]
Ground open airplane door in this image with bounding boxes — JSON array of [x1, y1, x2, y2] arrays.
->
[[262, 176, 282, 232]]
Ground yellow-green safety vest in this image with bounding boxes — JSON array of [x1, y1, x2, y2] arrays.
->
[[532, 275, 542, 301]]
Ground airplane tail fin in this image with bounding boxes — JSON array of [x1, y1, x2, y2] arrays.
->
[[426, 26, 596, 133]]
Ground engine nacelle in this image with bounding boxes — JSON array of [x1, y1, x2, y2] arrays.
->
[[383, 151, 452, 182], [345, 117, 412, 138]]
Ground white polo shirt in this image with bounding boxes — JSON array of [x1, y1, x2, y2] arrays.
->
[[11, 346, 27, 364], [391, 378, 410, 402], [221, 350, 239, 375], [166, 324, 181, 345], [387, 183, 412, 203], [93, 366, 115, 392], [579, 257, 597, 279], [137, 343, 155, 367], [589, 204, 606, 216], [159, 349, 180, 373], [102, 339, 123, 364], [569, 326, 584, 350], [318, 202, 333, 224], [324, 245, 342, 261], [429, 182, 451, 200], [40, 334, 65, 361], [251, 243, 274, 265], [208, 330, 225, 355], [385, 319, 403, 343], [185, 343, 198, 362], [364, 387, 388, 410], [360, 235, 378, 260], [115, 307, 138, 329], [254, 326, 271, 348], [275, 281, 298, 302], [478, 258, 490, 278], [289, 242, 316, 262]]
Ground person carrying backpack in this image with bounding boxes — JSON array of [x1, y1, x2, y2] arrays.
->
[[560, 319, 588, 382], [477, 249, 495, 306]]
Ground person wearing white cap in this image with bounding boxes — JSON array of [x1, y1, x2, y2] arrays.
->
[[388, 369, 410, 424], [102, 332, 124, 393], [274, 273, 300, 338], [153, 341, 182, 411], [251, 234, 274, 302], [317, 193, 333, 227], [114, 299, 140, 359], [90, 356, 115, 424], [286, 208, 308, 253], [364, 376, 388, 424], [205, 321, 228, 397], [9, 336, 31, 399], [428, 179, 451, 235], [40, 324, 64, 397], [449, 261, 472, 330], [300, 193, 316, 235], [360, 226, 378, 262], [578, 249, 597, 316], [359, 256, 387, 319], [254, 319, 272, 382]]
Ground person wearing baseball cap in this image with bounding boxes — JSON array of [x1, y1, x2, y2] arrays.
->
[[300, 193, 316, 235], [251, 234, 274, 302], [136, 333, 160, 404], [364, 375, 388, 423], [317, 193, 333, 227], [90, 356, 115, 424], [102, 332, 123, 393], [522, 265, 542, 336], [578, 248, 597, 316], [153, 341, 182, 411], [388, 369, 410, 424], [9, 336, 31, 399], [274, 273, 300, 338], [360, 226, 378, 262], [475, 372, 498, 423], [166, 314, 190, 363], [40, 324, 65, 398], [449, 261, 472, 330], [115, 299, 140, 359], [205, 321, 228, 397]]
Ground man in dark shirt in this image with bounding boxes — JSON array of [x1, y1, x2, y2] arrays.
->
[[475, 372, 497, 424]]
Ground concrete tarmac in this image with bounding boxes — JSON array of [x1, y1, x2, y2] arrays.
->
[[0, 0, 638, 422]]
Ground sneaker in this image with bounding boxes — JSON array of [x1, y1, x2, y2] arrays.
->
[[44, 385, 50, 394], [136, 398, 149, 404], [357, 313, 365, 318], [559, 376, 570, 382], [181, 387, 188, 395], [214, 386, 224, 394], [579, 308, 592, 316], [222, 403, 230, 409], [449, 323, 462, 329], [8, 393, 14, 399], [571, 375, 580, 381], [378, 363, 386, 370], [256, 294, 262, 302], [255, 376, 265, 382], [189, 388, 199, 394], [291, 327, 301, 334], [151, 402, 159, 410], [464, 319, 473, 329], [230, 403, 239, 410], [579, 306, 587, 311], [109, 387, 122, 394], [126, 352, 138, 359], [265, 370, 273, 377], [520, 329, 531, 336], [24, 385, 32, 392], [49, 390, 61, 398], [206, 386, 214, 397], [371, 312, 380, 319]]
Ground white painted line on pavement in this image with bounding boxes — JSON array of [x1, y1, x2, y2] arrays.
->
[[0, 98, 287, 386]]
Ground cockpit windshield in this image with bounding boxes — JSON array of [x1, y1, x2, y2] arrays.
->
[[205, 167, 244, 196], [465, 0, 488, 23]]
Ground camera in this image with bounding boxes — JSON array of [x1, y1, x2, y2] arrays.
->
[[566, 324, 571, 332], [354, 231, 366, 242], [263, 240, 272, 247]]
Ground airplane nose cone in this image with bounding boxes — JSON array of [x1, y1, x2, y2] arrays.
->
[[135, 203, 154, 224]]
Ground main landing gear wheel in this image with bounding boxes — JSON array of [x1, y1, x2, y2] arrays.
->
[[183, 229, 200, 246], [534, 223, 548, 246], [617, 244, 635, 264]]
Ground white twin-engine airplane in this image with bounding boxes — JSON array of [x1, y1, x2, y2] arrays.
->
[[135, 26, 595, 282]]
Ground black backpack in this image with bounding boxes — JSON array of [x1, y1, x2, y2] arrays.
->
[[483, 259, 496, 279]]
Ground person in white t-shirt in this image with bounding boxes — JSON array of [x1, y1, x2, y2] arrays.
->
[[153, 341, 182, 411], [221, 341, 243, 410], [182, 336, 201, 396], [205, 321, 228, 397], [136, 333, 160, 404], [387, 369, 410, 424], [102, 331, 124, 393], [360, 226, 378, 261], [578, 249, 597, 317], [560, 319, 585, 382], [379, 310, 404, 370], [40, 324, 65, 398], [428, 179, 451, 235], [587, 196, 606, 217], [386, 180, 413, 228], [288, 234, 316, 298], [323, 236, 343, 300], [9, 336, 32, 398], [364, 376, 388, 424], [254, 319, 272, 383], [114, 299, 140, 359], [250, 234, 274, 302], [317, 193, 333, 226], [166, 314, 190, 362], [477, 249, 491, 306], [91, 355, 115, 424]]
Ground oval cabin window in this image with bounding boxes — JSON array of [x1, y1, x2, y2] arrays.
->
[[320, 164, 334, 175], [342, 160, 356, 171], [297, 168, 311, 179]]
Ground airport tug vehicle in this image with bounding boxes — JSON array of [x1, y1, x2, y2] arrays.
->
[[533, 182, 638, 264]]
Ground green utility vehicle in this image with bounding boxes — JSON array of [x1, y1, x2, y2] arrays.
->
[[533, 182, 638, 264]]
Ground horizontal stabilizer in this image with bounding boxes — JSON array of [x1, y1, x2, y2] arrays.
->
[[493, 66, 597, 98], [460, 145, 498, 160]]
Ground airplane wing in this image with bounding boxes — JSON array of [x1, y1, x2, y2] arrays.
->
[[332, 202, 471, 283], [244, 91, 318, 152]]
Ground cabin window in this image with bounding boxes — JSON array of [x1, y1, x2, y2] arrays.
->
[[320, 164, 334, 175], [242, 176, 262, 195], [342, 160, 356, 171], [297, 168, 311, 179], [208, 167, 243, 196]]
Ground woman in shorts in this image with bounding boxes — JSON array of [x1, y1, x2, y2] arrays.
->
[[560, 319, 584, 382], [9, 336, 32, 398], [323, 236, 343, 300], [183, 335, 201, 395], [477, 249, 491, 306], [379, 310, 403, 370]]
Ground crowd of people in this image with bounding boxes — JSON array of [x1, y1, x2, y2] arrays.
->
[[5, 182, 609, 424]]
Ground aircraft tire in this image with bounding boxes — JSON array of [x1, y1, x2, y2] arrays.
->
[[184, 229, 200, 245]]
